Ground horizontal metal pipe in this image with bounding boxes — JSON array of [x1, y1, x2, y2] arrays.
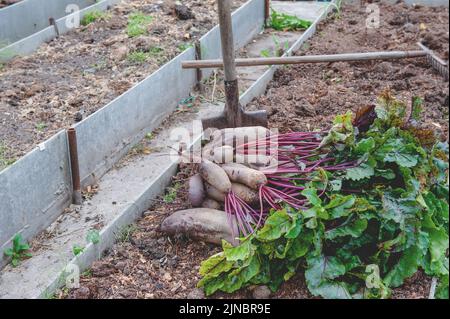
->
[[182, 50, 427, 69]]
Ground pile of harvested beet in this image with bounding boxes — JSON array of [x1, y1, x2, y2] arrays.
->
[[160, 92, 449, 299], [160, 123, 356, 244], [161, 126, 272, 245]]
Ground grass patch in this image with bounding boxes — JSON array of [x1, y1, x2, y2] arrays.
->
[[127, 51, 149, 64], [127, 11, 153, 37], [163, 183, 181, 203], [178, 43, 193, 52], [0, 143, 16, 170], [81, 10, 109, 26], [116, 224, 138, 243], [35, 122, 47, 131], [127, 47, 164, 64]]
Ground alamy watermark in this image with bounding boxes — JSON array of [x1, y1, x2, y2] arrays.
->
[[366, 3, 380, 29], [65, 4, 80, 29]]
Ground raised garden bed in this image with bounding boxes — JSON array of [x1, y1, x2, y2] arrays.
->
[[0, 0, 246, 170], [64, 1, 449, 299]]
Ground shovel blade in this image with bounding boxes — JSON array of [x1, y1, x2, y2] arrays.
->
[[201, 109, 268, 130]]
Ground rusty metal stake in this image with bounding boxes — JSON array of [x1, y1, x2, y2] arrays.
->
[[49, 17, 60, 37], [194, 40, 204, 92], [67, 128, 82, 205], [264, 0, 270, 27]]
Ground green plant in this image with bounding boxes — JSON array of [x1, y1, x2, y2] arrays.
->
[[86, 229, 100, 244], [178, 43, 193, 52], [72, 245, 84, 256], [4, 234, 32, 267], [272, 35, 289, 57], [81, 10, 108, 26], [163, 183, 181, 203], [117, 224, 138, 243], [127, 50, 149, 64], [149, 46, 165, 62], [198, 92, 449, 299], [35, 122, 47, 131], [260, 49, 271, 58], [127, 11, 153, 37], [127, 46, 164, 64], [260, 37, 289, 58], [82, 269, 93, 278], [0, 143, 16, 170], [269, 9, 312, 31], [328, 0, 343, 20]]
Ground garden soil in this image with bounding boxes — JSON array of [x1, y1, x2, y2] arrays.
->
[[65, 0, 448, 299], [0, 0, 245, 168]]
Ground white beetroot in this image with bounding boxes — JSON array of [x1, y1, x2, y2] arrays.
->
[[202, 198, 222, 210], [209, 126, 270, 148], [221, 163, 267, 190], [231, 183, 259, 205], [160, 208, 238, 245], [188, 174, 205, 207], [235, 153, 278, 168], [212, 146, 234, 164], [199, 159, 232, 193], [205, 183, 226, 202]]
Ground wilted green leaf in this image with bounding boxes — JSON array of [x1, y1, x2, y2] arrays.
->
[[223, 240, 255, 262], [257, 210, 292, 241], [346, 163, 375, 181], [383, 244, 423, 288], [199, 252, 234, 277], [325, 218, 368, 241]]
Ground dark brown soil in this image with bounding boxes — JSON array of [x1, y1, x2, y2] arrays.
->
[[65, 1, 448, 299], [65, 164, 315, 300], [65, 164, 433, 300], [246, 0, 449, 139], [0, 0, 245, 170]]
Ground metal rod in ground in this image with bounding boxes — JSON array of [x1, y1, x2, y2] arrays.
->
[[67, 128, 82, 205], [194, 41, 204, 92], [182, 50, 427, 69], [264, 0, 270, 27]]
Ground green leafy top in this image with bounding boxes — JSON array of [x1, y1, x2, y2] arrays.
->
[[269, 9, 312, 31], [198, 92, 449, 299]]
